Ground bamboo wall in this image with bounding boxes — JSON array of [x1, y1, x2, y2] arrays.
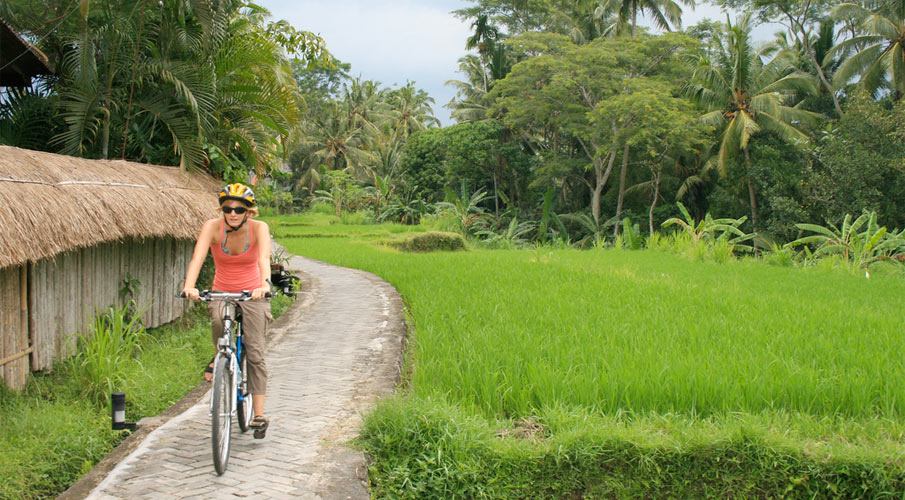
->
[[0, 237, 193, 389], [0, 266, 29, 390]]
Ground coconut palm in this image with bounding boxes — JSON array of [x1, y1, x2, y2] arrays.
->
[[597, 0, 695, 37], [386, 82, 440, 138], [773, 20, 847, 114], [829, 0, 905, 100], [344, 77, 392, 137], [446, 45, 512, 123], [685, 14, 820, 233], [305, 101, 376, 177]]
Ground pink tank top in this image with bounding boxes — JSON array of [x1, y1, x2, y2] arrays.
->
[[211, 220, 262, 292]]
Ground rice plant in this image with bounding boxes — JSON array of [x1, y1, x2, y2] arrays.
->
[[280, 230, 905, 421]]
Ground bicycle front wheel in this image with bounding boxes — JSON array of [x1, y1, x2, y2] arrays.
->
[[211, 356, 232, 475]]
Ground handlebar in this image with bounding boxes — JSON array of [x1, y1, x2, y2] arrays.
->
[[179, 290, 272, 301]]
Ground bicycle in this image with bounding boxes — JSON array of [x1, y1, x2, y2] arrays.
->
[[181, 289, 270, 475]]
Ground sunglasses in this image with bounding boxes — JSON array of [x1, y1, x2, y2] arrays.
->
[[221, 206, 248, 215]]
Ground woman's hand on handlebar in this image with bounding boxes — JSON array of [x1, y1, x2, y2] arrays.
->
[[251, 286, 270, 301], [183, 287, 201, 302]]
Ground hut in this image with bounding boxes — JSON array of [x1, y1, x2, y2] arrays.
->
[[0, 146, 220, 390], [0, 15, 54, 87]]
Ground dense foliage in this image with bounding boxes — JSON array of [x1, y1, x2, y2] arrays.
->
[[0, 0, 329, 179], [286, 0, 905, 249], [4, 0, 904, 242]]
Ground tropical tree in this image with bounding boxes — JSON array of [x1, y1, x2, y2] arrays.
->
[[715, 0, 844, 115], [446, 46, 512, 123], [386, 82, 440, 138], [598, 0, 696, 37], [466, 13, 501, 58], [304, 101, 374, 174], [685, 14, 820, 233], [446, 55, 493, 123], [493, 32, 699, 225], [830, 0, 905, 100], [4, 0, 327, 177]]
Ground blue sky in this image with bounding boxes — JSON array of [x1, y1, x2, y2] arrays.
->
[[256, 1, 775, 126]]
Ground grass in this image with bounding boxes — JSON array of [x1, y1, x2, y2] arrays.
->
[[273, 213, 905, 498]]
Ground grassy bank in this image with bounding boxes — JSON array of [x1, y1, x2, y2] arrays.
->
[[0, 294, 293, 499], [275, 214, 905, 498]]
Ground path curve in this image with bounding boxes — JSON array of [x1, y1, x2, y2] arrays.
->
[[77, 251, 406, 499]]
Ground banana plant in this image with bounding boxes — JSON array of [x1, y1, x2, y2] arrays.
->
[[436, 188, 490, 237], [786, 211, 905, 270], [476, 217, 537, 249], [560, 212, 606, 249], [661, 202, 755, 246]]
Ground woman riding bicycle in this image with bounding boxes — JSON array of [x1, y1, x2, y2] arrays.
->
[[182, 183, 272, 438]]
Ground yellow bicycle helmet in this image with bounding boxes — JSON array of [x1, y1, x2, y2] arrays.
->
[[218, 183, 255, 206]]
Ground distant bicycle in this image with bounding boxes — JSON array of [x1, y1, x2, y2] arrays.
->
[[181, 289, 270, 475]]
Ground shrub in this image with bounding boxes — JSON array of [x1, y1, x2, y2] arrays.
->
[[422, 212, 460, 233], [341, 210, 375, 225], [389, 232, 467, 252], [309, 201, 335, 215], [69, 303, 146, 405], [764, 243, 795, 267]]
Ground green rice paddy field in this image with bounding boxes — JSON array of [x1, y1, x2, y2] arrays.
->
[[273, 214, 905, 498]]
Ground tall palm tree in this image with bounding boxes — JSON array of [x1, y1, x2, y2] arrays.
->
[[386, 82, 440, 137], [598, 0, 695, 37], [686, 14, 820, 233], [446, 43, 512, 123], [344, 77, 392, 137], [774, 21, 846, 114], [830, 0, 905, 100], [306, 101, 376, 177], [466, 14, 500, 59]]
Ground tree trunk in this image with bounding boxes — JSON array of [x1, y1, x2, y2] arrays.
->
[[591, 150, 616, 225], [780, 9, 843, 116], [613, 141, 630, 236], [649, 167, 661, 236], [101, 107, 110, 159], [492, 174, 499, 217], [744, 147, 759, 251], [631, 2, 637, 37]]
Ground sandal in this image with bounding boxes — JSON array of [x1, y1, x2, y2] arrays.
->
[[250, 415, 269, 439]]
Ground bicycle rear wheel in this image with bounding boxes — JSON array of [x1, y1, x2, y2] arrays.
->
[[211, 356, 232, 475], [237, 354, 253, 433]]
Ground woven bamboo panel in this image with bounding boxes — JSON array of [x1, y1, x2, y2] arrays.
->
[[19, 238, 193, 379], [0, 266, 29, 390]]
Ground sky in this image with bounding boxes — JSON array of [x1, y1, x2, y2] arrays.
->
[[257, 1, 779, 126]]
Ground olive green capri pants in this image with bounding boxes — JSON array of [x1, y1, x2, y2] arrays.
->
[[209, 299, 272, 395]]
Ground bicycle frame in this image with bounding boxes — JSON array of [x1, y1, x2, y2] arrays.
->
[[182, 289, 268, 474], [205, 293, 249, 420]]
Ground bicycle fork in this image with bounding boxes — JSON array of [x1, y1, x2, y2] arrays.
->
[[209, 348, 238, 419]]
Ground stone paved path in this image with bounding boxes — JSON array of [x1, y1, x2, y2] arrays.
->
[[82, 252, 406, 500]]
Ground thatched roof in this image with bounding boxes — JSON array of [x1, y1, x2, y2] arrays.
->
[[0, 146, 220, 269], [0, 16, 53, 87]]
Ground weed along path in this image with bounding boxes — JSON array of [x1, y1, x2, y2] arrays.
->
[[74, 248, 406, 500]]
